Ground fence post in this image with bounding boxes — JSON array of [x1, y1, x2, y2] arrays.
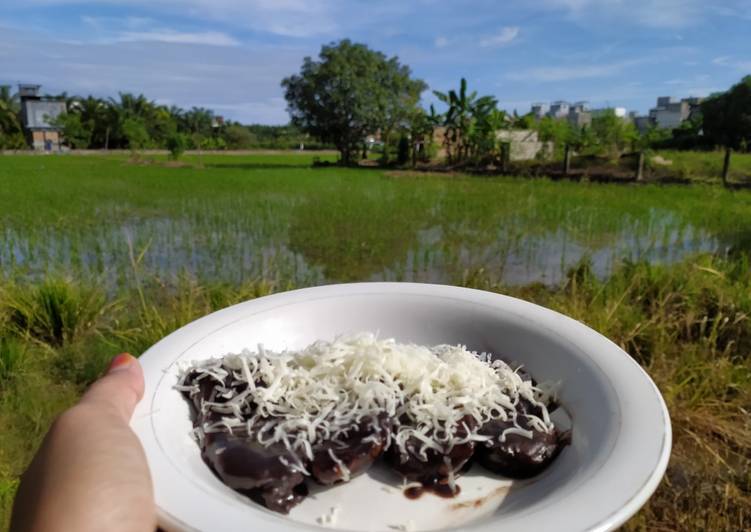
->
[[563, 144, 571, 176], [722, 147, 731, 186], [500, 142, 510, 173], [635, 151, 645, 181]]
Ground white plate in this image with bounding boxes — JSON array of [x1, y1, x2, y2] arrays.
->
[[131, 283, 671, 532]]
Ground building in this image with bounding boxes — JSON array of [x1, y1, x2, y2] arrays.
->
[[496, 129, 553, 160], [531, 102, 549, 119], [19, 84, 66, 151], [531, 101, 632, 128], [548, 101, 570, 119], [633, 116, 653, 133], [647, 96, 703, 130], [591, 107, 628, 119], [567, 101, 592, 128]]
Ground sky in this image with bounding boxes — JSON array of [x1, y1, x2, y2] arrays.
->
[[1, 0, 750, 124]]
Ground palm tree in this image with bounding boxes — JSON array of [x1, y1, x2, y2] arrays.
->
[[68, 95, 109, 148], [182, 107, 214, 136], [0, 85, 21, 135], [104, 93, 156, 148]]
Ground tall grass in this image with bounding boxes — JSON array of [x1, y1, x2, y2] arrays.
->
[[3, 278, 108, 348], [0, 338, 25, 384], [655, 150, 751, 183]]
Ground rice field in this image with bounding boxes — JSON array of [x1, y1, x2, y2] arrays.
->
[[1, 152, 750, 529], [2, 152, 751, 289]]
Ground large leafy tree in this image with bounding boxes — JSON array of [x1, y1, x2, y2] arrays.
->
[[702, 76, 751, 184], [282, 39, 426, 164]]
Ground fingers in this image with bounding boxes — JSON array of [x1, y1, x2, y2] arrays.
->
[[79, 353, 145, 423], [11, 352, 156, 532]]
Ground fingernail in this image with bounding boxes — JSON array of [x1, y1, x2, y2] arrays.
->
[[108, 353, 136, 373]]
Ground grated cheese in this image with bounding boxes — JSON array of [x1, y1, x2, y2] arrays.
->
[[177, 333, 554, 473]]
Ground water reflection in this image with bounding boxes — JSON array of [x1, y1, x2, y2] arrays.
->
[[0, 215, 722, 290]]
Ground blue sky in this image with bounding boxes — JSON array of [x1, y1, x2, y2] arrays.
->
[[1, 0, 750, 124]]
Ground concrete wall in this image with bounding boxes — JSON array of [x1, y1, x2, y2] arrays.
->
[[23, 100, 66, 129], [496, 129, 552, 161], [30, 130, 61, 151]]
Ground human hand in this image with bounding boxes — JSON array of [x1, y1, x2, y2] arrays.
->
[[11, 353, 156, 532]]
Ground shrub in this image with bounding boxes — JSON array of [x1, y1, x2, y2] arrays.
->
[[166, 132, 187, 160], [223, 125, 256, 150], [122, 117, 150, 155], [5, 278, 107, 347]]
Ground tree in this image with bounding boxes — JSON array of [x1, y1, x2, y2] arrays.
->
[[223, 124, 255, 149], [433, 78, 503, 164], [122, 117, 149, 156], [0, 85, 25, 150], [166, 132, 187, 160], [536, 116, 574, 158], [0, 86, 21, 136], [408, 107, 437, 165], [51, 112, 91, 149], [702, 76, 751, 185], [590, 110, 637, 157], [182, 107, 214, 138], [282, 39, 426, 164]]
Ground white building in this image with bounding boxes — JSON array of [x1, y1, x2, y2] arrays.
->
[[531, 103, 549, 119], [648, 96, 703, 129], [591, 107, 628, 119], [548, 101, 570, 118], [567, 101, 591, 127]]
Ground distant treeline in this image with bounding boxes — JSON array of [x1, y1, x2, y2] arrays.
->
[[0, 89, 334, 151]]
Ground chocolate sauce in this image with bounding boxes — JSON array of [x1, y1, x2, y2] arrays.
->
[[403, 478, 462, 500], [180, 358, 570, 514], [476, 398, 565, 479], [386, 415, 476, 499], [311, 415, 390, 485]]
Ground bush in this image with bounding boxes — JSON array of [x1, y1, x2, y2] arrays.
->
[[122, 117, 150, 153], [5, 278, 107, 347], [166, 132, 187, 160], [0, 132, 28, 150], [223, 125, 256, 149]]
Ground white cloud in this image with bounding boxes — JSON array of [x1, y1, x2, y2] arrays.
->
[[538, 0, 704, 28], [0, 25, 304, 123], [434, 36, 448, 48], [117, 30, 240, 46], [713, 55, 751, 71], [479, 26, 519, 47], [13, 0, 341, 37], [201, 98, 288, 124], [78, 15, 240, 46], [507, 63, 621, 82]]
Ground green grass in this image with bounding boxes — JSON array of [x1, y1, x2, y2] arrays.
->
[[0, 152, 750, 529], [654, 149, 751, 183]]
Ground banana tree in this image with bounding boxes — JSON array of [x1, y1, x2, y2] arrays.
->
[[434, 78, 509, 164]]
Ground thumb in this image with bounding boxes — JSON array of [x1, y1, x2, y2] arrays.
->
[[80, 353, 145, 423]]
